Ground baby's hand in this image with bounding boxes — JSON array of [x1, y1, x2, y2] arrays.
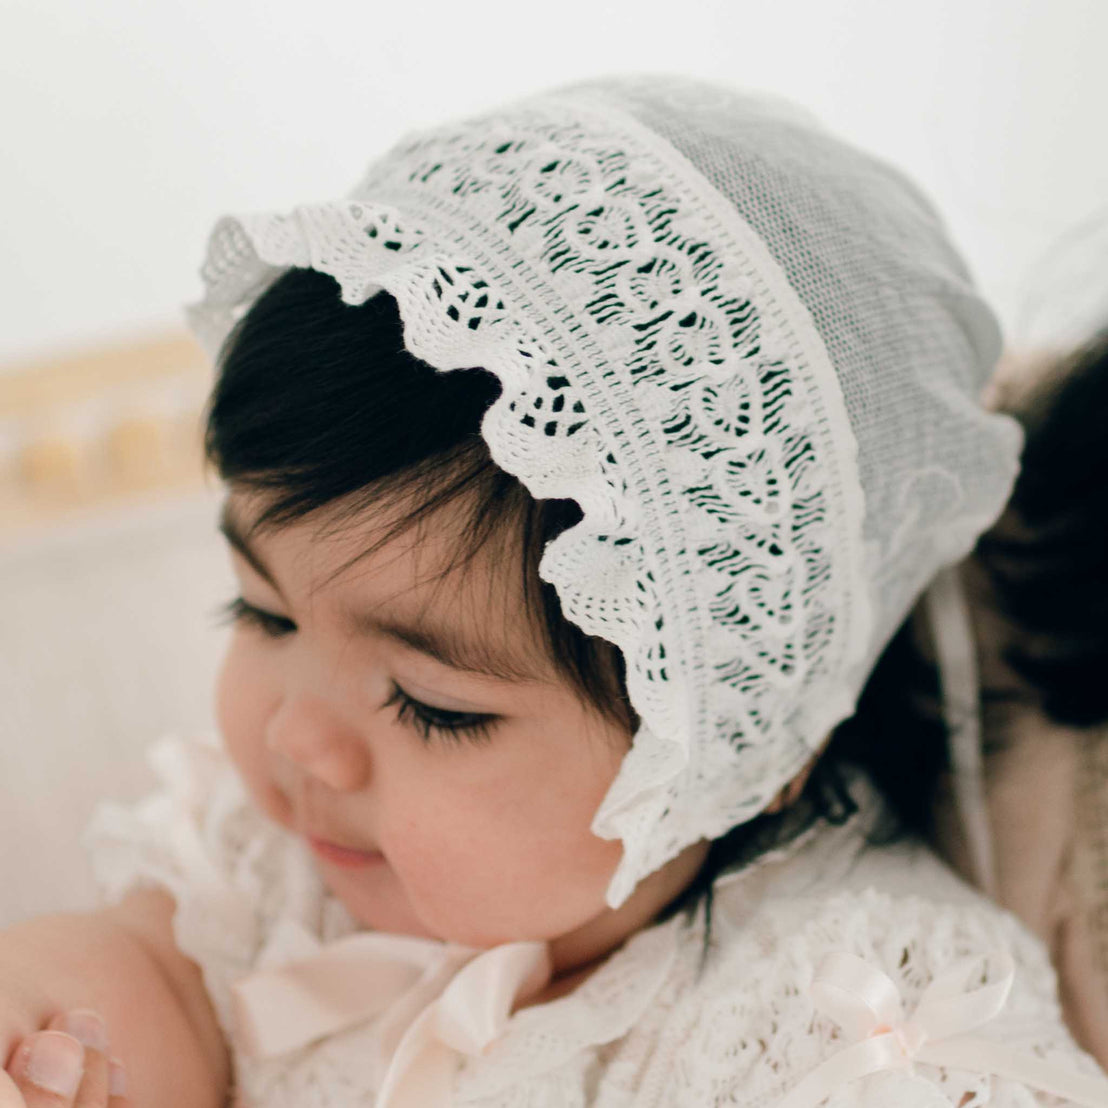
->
[[2, 1010, 128, 1108]]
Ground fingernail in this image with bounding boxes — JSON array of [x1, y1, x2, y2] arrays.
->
[[60, 1008, 109, 1052], [25, 1031, 85, 1097], [109, 1056, 128, 1098]]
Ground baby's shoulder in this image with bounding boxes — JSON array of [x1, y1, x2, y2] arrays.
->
[[638, 848, 1088, 1107], [703, 876, 1057, 1014]]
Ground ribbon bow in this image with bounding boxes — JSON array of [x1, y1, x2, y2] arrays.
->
[[230, 919, 550, 1108], [779, 950, 1108, 1108], [374, 940, 551, 1108]]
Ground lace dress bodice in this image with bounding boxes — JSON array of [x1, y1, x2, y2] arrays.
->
[[83, 734, 1103, 1107]]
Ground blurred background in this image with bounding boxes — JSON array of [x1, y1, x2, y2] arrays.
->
[[1, 0, 1106, 924]]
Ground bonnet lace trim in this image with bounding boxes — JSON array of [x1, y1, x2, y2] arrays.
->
[[186, 88, 872, 907]]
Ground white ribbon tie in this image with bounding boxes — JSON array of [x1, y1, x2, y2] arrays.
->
[[230, 921, 551, 1108], [779, 949, 1108, 1107]]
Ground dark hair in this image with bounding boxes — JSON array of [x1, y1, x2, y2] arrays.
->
[[974, 330, 1108, 728], [204, 268, 635, 734], [204, 266, 948, 930]]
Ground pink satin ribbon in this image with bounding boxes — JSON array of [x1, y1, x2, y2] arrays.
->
[[780, 949, 1108, 1108], [230, 919, 551, 1107], [373, 941, 552, 1108]]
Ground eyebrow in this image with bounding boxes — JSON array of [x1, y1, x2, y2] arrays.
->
[[218, 501, 547, 683]]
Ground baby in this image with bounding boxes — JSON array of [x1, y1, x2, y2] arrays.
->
[[3, 75, 1107, 1108]]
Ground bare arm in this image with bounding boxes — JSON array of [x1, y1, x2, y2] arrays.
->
[[1, 888, 231, 1108]]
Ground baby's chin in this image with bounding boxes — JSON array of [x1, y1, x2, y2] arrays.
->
[[254, 791, 507, 944], [314, 853, 497, 945], [318, 857, 578, 950]]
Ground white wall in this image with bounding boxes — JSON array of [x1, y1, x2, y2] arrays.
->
[[2, 0, 1106, 369]]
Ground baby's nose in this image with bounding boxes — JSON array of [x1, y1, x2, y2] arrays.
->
[[265, 697, 369, 793]]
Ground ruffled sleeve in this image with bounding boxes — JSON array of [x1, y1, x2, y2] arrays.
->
[[81, 733, 332, 1040]]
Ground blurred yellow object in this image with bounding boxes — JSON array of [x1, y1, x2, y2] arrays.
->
[[0, 331, 212, 533], [19, 433, 86, 497], [105, 415, 170, 488]]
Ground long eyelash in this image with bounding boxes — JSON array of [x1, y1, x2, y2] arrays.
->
[[383, 682, 496, 745], [216, 596, 297, 639], [211, 605, 493, 743]]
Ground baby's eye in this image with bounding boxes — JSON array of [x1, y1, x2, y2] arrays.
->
[[384, 682, 497, 745], [217, 596, 297, 639]]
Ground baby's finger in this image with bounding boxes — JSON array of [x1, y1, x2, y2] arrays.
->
[[104, 1061, 126, 1108], [6, 1031, 85, 1108], [0, 1068, 30, 1108], [43, 1013, 118, 1108]]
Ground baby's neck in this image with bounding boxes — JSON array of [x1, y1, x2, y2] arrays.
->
[[520, 838, 710, 1008], [521, 957, 607, 1008]]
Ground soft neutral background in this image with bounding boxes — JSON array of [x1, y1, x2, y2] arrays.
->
[[3, 0, 1107, 368], [1, 0, 1106, 927]]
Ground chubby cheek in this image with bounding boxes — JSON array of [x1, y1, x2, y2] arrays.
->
[[215, 636, 291, 829], [379, 749, 625, 946]]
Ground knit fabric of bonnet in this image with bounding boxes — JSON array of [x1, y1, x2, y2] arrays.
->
[[188, 73, 1022, 910]]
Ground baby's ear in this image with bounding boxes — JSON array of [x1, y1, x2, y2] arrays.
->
[[763, 750, 824, 814]]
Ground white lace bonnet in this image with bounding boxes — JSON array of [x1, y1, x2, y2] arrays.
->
[[187, 75, 1022, 909]]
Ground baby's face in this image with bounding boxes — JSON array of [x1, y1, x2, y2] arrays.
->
[[215, 488, 634, 951]]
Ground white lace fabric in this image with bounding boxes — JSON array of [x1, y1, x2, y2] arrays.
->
[[83, 733, 1100, 1107], [186, 76, 1021, 908]]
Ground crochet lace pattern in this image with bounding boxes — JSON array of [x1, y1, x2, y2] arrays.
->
[[188, 84, 872, 907]]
